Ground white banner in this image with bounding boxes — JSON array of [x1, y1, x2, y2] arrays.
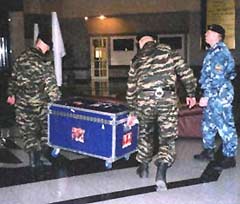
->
[[52, 11, 66, 86]]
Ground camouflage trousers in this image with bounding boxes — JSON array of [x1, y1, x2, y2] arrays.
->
[[135, 92, 178, 167], [15, 104, 48, 152], [202, 99, 238, 157]]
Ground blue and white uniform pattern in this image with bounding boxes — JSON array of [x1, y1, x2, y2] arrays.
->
[[199, 41, 238, 157]]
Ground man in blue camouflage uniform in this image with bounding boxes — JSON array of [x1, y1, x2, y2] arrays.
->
[[7, 32, 61, 167], [126, 33, 197, 190], [194, 24, 238, 170]]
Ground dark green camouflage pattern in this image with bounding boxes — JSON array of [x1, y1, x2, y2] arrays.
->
[[8, 47, 61, 152], [126, 42, 196, 166]]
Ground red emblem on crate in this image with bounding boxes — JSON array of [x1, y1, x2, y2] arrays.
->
[[72, 127, 85, 143], [122, 132, 132, 148]]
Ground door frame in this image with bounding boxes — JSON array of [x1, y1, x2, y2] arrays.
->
[[90, 37, 109, 80]]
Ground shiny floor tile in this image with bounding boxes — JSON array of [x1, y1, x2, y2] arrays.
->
[[1, 137, 238, 204]]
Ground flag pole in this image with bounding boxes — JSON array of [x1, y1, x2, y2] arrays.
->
[[51, 11, 66, 87]]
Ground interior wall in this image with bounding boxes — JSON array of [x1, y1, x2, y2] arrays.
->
[[61, 0, 199, 18], [23, 0, 63, 16], [86, 12, 189, 35], [9, 12, 25, 61], [22, 10, 203, 80], [20, 0, 240, 81], [20, 0, 203, 75], [23, 0, 200, 17]]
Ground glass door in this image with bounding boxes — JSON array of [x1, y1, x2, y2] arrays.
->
[[90, 37, 108, 80]]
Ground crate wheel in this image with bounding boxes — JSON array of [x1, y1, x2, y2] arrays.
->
[[105, 161, 112, 169], [51, 148, 60, 158], [124, 154, 130, 160]]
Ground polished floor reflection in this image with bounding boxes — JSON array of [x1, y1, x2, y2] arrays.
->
[[61, 79, 128, 101]]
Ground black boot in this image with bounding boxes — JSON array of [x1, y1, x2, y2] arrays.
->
[[194, 149, 214, 161], [155, 162, 168, 191], [39, 146, 52, 166], [136, 163, 149, 178], [28, 151, 41, 168], [214, 156, 236, 170]]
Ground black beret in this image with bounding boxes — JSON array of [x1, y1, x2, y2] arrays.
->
[[37, 32, 53, 49], [136, 33, 157, 41], [207, 24, 225, 37]]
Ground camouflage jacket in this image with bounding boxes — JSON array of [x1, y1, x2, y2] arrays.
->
[[8, 47, 61, 107], [200, 41, 236, 99], [126, 41, 197, 110]]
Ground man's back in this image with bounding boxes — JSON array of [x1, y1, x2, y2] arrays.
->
[[130, 42, 176, 91]]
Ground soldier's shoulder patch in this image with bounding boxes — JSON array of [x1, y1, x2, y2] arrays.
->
[[215, 64, 223, 71]]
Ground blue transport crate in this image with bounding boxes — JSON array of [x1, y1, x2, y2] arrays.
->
[[48, 97, 138, 168]]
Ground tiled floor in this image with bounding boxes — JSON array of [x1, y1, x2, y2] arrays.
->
[[0, 80, 239, 204]]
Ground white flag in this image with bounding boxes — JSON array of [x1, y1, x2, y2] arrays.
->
[[52, 11, 66, 86], [33, 23, 39, 45]]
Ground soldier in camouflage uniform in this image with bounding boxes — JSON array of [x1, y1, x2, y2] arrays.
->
[[126, 33, 197, 191], [194, 24, 238, 170], [7, 33, 61, 167]]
